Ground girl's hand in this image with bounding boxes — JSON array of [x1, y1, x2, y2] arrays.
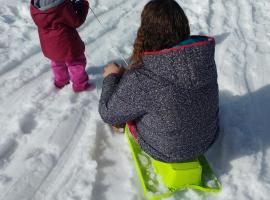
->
[[103, 63, 125, 78]]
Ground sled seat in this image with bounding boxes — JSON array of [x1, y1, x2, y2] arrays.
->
[[124, 124, 221, 200], [151, 158, 202, 190]]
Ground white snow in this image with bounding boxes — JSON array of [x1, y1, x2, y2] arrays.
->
[[0, 0, 270, 199]]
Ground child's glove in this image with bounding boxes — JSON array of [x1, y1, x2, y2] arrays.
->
[[73, 0, 84, 13]]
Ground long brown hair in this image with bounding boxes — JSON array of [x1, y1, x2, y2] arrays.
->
[[130, 0, 190, 67]]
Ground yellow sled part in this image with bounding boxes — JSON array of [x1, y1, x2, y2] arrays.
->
[[124, 125, 221, 200]]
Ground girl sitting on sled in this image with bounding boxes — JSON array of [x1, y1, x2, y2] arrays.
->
[[99, 0, 219, 163]]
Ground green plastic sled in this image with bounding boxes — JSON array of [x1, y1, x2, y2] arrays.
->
[[124, 125, 221, 200]]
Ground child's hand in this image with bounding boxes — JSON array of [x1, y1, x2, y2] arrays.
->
[[103, 63, 125, 78]]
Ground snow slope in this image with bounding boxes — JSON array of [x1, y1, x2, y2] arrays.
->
[[0, 0, 270, 200]]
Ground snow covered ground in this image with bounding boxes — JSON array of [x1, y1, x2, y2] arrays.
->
[[0, 0, 270, 199]]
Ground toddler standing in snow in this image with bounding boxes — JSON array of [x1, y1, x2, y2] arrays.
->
[[99, 0, 219, 162], [30, 0, 93, 92]]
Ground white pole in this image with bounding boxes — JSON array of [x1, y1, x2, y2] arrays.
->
[[89, 6, 129, 67]]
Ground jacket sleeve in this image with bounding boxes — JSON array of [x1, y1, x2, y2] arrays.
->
[[99, 71, 147, 126], [63, 0, 89, 28]]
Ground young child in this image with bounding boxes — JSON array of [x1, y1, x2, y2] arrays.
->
[[99, 0, 219, 163], [30, 0, 93, 92]]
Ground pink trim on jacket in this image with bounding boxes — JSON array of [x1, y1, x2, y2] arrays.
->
[[127, 121, 138, 141], [144, 36, 215, 55]]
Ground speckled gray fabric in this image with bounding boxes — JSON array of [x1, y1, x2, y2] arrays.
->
[[99, 36, 219, 162]]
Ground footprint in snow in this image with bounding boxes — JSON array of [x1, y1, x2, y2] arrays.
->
[[19, 112, 37, 135], [0, 139, 18, 169]]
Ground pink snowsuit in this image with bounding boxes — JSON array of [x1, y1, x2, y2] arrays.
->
[[30, 0, 90, 92], [51, 54, 89, 92]]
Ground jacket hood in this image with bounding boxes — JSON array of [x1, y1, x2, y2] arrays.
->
[[32, 0, 65, 11], [142, 36, 217, 89], [30, 0, 68, 29]]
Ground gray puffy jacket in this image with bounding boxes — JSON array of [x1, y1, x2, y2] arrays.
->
[[99, 36, 219, 162]]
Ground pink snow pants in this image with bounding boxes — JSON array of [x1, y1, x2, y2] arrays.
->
[[51, 54, 89, 92]]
